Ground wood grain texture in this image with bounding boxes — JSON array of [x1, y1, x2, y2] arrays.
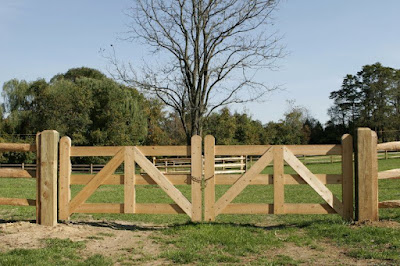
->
[[341, 134, 354, 220], [124, 147, 135, 214], [284, 204, 336, 214], [357, 128, 379, 221], [273, 146, 284, 214], [0, 168, 35, 178], [69, 149, 125, 214], [215, 145, 341, 156], [204, 135, 216, 221], [214, 174, 342, 185], [379, 200, 400, 208], [190, 135, 202, 221], [377, 141, 400, 151], [0, 198, 36, 206], [134, 147, 192, 216], [39, 130, 59, 226], [0, 143, 36, 152], [284, 147, 343, 216], [378, 169, 400, 180], [59, 136, 71, 220], [221, 204, 273, 214], [74, 203, 185, 214], [214, 147, 274, 215]]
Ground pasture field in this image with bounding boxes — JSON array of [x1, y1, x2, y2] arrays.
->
[[0, 159, 399, 265]]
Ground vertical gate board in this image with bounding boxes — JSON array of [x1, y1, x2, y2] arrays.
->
[[341, 134, 354, 220], [191, 135, 202, 221], [69, 148, 124, 214], [357, 128, 378, 221], [124, 147, 135, 214], [273, 145, 285, 214], [39, 130, 60, 226], [214, 147, 274, 215], [35, 132, 41, 224], [133, 147, 192, 217], [283, 147, 343, 216], [204, 135, 216, 221], [59, 136, 72, 220]]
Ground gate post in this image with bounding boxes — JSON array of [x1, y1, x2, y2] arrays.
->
[[191, 135, 202, 221], [356, 128, 378, 221], [59, 136, 72, 220], [38, 130, 60, 226], [204, 135, 216, 221], [341, 134, 353, 221]]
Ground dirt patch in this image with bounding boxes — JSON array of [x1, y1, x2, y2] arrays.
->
[[259, 242, 381, 265], [0, 220, 165, 265], [353, 220, 400, 229]]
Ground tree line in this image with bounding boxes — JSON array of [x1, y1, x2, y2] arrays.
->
[[1, 63, 399, 163]]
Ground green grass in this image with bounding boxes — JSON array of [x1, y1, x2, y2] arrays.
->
[[0, 238, 111, 266], [1, 158, 400, 264]]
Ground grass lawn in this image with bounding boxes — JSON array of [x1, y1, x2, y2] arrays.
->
[[0, 158, 400, 264]]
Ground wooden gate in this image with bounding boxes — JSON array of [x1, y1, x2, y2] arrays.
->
[[59, 136, 202, 221], [204, 135, 354, 221]]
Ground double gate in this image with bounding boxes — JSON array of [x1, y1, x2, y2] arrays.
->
[[59, 134, 353, 221]]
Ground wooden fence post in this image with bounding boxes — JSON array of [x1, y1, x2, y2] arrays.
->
[[191, 135, 202, 221], [59, 136, 71, 220], [357, 128, 378, 221], [204, 135, 215, 221], [39, 130, 60, 226], [341, 134, 353, 220]]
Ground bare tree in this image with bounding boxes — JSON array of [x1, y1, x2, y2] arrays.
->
[[109, 0, 285, 143]]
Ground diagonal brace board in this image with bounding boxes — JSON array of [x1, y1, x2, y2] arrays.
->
[[133, 147, 192, 216], [69, 148, 124, 214], [283, 147, 343, 216], [214, 147, 274, 215]]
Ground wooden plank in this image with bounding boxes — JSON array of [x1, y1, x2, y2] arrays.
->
[[341, 134, 354, 220], [39, 130, 59, 226], [379, 200, 400, 208], [134, 147, 192, 216], [274, 146, 285, 214], [0, 168, 35, 178], [74, 203, 185, 214], [59, 136, 72, 220], [69, 149, 125, 214], [377, 141, 400, 151], [0, 198, 36, 206], [214, 147, 274, 215], [71, 146, 190, 157], [191, 135, 202, 221], [215, 145, 341, 156], [35, 132, 41, 224], [378, 169, 400, 180], [70, 174, 191, 185], [204, 135, 216, 221], [214, 174, 342, 185], [284, 204, 336, 214], [71, 146, 122, 157], [357, 128, 379, 221], [75, 203, 124, 213], [0, 143, 36, 152], [283, 147, 344, 216], [136, 146, 190, 156], [124, 147, 135, 214], [221, 204, 273, 214], [136, 203, 185, 214]]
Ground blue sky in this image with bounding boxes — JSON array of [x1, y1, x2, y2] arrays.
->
[[1, 0, 399, 124]]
